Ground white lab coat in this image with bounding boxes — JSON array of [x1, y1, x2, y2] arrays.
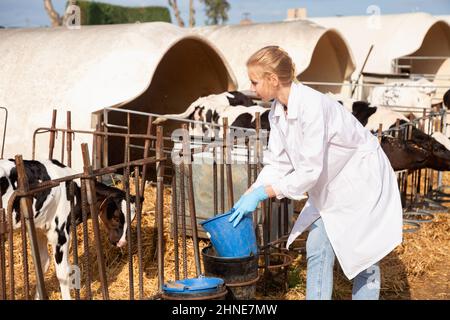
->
[[252, 82, 403, 279]]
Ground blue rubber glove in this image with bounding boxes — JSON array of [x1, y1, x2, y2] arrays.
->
[[228, 186, 269, 227]]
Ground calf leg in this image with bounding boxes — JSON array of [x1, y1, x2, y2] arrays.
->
[[34, 231, 50, 300], [37, 231, 50, 273], [48, 217, 72, 300]]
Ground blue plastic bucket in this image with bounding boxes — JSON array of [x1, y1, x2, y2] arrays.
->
[[200, 209, 258, 258], [162, 276, 226, 299]]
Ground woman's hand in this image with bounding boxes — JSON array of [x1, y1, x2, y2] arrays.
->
[[228, 186, 269, 227]]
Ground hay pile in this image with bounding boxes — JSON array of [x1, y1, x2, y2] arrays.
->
[[3, 172, 450, 300]]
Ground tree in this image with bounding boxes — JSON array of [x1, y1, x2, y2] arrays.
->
[[167, 0, 195, 27], [189, 0, 195, 27], [200, 0, 230, 25], [43, 0, 78, 27], [167, 0, 185, 27], [43, 0, 62, 26]]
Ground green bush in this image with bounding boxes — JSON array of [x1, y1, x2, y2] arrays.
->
[[72, 0, 171, 25]]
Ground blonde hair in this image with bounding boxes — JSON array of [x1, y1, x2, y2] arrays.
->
[[246, 46, 296, 86]]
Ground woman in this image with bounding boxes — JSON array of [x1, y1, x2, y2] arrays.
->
[[228, 46, 403, 300]]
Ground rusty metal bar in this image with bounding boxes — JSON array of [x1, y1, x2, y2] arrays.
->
[[81, 144, 109, 300], [223, 118, 234, 209], [0, 107, 8, 159], [255, 112, 269, 295], [156, 126, 165, 291], [182, 124, 201, 277], [67, 111, 72, 168], [255, 113, 264, 242], [220, 134, 225, 214], [127, 113, 131, 163], [80, 178, 92, 300], [8, 201, 14, 299], [179, 160, 188, 279], [15, 155, 47, 300], [60, 124, 66, 164], [19, 193, 29, 299], [13, 157, 164, 199], [68, 181, 80, 300], [378, 124, 383, 143], [140, 116, 153, 199], [171, 166, 180, 280], [102, 109, 109, 168], [213, 145, 218, 215], [283, 199, 289, 236], [94, 120, 102, 173], [134, 166, 144, 300], [123, 136, 134, 300], [0, 208, 6, 300], [48, 110, 57, 159], [247, 136, 252, 188], [35, 126, 162, 140]]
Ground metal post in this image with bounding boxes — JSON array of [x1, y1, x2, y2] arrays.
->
[[0, 208, 7, 300], [80, 176, 92, 300], [102, 109, 109, 168], [49, 110, 57, 159], [15, 155, 48, 300], [171, 165, 180, 280], [67, 111, 73, 168], [182, 124, 201, 277], [134, 166, 144, 300], [377, 124, 383, 143], [223, 118, 234, 209], [123, 136, 134, 300], [8, 205, 14, 299], [68, 181, 80, 300], [213, 144, 218, 215], [156, 126, 165, 291], [140, 116, 153, 198], [81, 144, 109, 300]]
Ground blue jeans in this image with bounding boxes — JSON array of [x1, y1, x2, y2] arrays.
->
[[305, 217, 381, 300]]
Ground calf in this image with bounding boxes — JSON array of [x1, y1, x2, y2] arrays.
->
[[153, 91, 255, 136], [368, 77, 436, 109], [212, 105, 270, 136], [0, 159, 139, 299], [346, 101, 450, 171]]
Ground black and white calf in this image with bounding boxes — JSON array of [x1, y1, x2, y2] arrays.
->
[[153, 91, 259, 136], [0, 159, 139, 299], [368, 77, 437, 109]]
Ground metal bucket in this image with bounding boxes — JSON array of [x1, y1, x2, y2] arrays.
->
[[201, 246, 259, 300]]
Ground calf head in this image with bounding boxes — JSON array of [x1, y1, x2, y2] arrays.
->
[[390, 121, 450, 171], [94, 181, 143, 248], [381, 136, 429, 171], [98, 194, 141, 248]]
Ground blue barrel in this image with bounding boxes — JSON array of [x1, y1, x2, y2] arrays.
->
[[200, 209, 258, 258], [162, 276, 226, 300]]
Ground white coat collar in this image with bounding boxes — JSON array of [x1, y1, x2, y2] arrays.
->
[[272, 82, 300, 120]]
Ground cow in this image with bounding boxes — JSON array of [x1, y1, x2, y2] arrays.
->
[[211, 105, 270, 135], [368, 77, 437, 109], [346, 101, 450, 171], [153, 91, 256, 136], [0, 159, 140, 299]]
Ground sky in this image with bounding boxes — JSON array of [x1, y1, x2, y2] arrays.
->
[[0, 0, 450, 28]]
